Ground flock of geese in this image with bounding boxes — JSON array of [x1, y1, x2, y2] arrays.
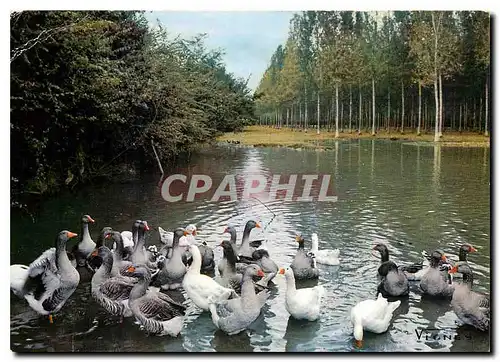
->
[[10, 214, 489, 349]]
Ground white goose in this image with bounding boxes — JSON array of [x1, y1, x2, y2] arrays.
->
[[350, 293, 401, 348], [310, 233, 340, 266], [182, 244, 236, 311], [279, 267, 324, 321], [10, 230, 80, 323]]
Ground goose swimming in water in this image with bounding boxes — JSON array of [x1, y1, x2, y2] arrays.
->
[[448, 261, 489, 331], [279, 267, 324, 321], [71, 215, 96, 269], [151, 228, 189, 290], [372, 244, 409, 297], [182, 244, 237, 311], [419, 250, 454, 298], [10, 230, 80, 323], [118, 220, 141, 260], [351, 293, 401, 348], [290, 235, 319, 280], [208, 264, 270, 335], [87, 227, 113, 272], [402, 244, 477, 281], [237, 220, 263, 259], [310, 233, 340, 266], [91, 246, 135, 320], [127, 266, 186, 336]]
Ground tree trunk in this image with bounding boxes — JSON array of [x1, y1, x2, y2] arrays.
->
[[432, 12, 440, 142], [304, 85, 308, 130], [401, 80, 405, 134], [317, 90, 320, 134], [299, 101, 302, 129], [439, 73, 443, 137], [371, 77, 376, 135], [335, 83, 340, 138], [387, 87, 391, 131], [433, 77, 439, 142], [479, 96, 482, 133], [485, 80, 489, 136], [415, 81, 421, 135], [463, 102, 467, 131], [286, 108, 290, 128], [341, 102, 344, 133], [459, 103, 462, 132], [349, 84, 353, 133], [358, 85, 362, 134]]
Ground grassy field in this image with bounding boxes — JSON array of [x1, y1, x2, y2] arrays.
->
[[217, 126, 490, 148]]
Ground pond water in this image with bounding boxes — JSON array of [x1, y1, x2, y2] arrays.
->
[[10, 140, 490, 352]]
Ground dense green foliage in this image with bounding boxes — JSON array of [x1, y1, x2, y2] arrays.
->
[[255, 11, 490, 139], [11, 11, 255, 200]]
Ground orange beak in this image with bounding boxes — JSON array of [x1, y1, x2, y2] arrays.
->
[[143, 222, 150, 231], [105, 233, 111, 239], [183, 231, 189, 236], [355, 340, 363, 348], [278, 268, 285, 275], [257, 269, 265, 277], [67, 231, 78, 239], [91, 249, 98, 257], [470, 246, 477, 252], [441, 255, 447, 262], [88, 216, 95, 223], [193, 230, 197, 236], [255, 222, 262, 229], [448, 265, 458, 274], [127, 266, 136, 273]]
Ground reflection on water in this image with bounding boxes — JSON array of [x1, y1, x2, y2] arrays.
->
[[10, 141, 490, 352]]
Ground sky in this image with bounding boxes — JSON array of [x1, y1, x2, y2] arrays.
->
[[145, 11, 294, 91]]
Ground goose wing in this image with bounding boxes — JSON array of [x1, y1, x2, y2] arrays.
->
[[28, 248, 57, 278], [139, 294, 185, 321], [100, 279, 134, 301]]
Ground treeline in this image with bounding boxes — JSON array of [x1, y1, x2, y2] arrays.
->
[[11, 11, 255, 200], [255, 11, 490, 140]]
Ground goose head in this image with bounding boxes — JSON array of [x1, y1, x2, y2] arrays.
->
[[430, 249, 447, 267], [125, 265, 151, 280], [459, 244, 477, 261], [82, 215, 95, 224], [252, 249, 270, 260], [245, 220, 261, 231], [139, 220, 150, 232], [372, 244, 389, 263], [56, 230, 78, 248], [278, 267, 294, 280], [96, 227, 113, 247], [185, 224, 197, 236], [105, 231, 123, 249], [223, 226, 237, 243], [243, 264, 265, 279], [295, 234, 306, 249]]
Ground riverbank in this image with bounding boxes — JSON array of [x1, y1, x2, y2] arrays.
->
[[217, 126, 490, 148]]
